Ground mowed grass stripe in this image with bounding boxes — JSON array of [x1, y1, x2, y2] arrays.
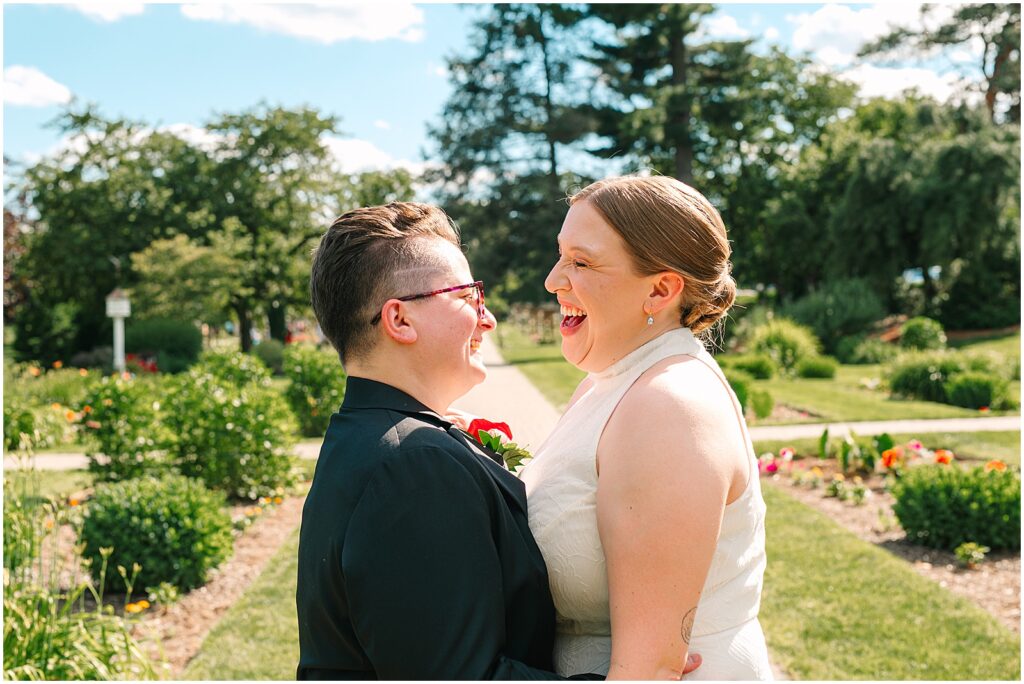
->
[[760, 483, 1020, 680], [183, 528, 300, 680]]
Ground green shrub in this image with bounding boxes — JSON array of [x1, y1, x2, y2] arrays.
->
[[283, 344, 347, 437], [885, 351, 965, 403], [891, 465, 1020, 551], [195, 349, 272, 386], [80, 474, 234, 592], [780, 278, 886, 352], [80, 374, 169, 482], [836, 335, 898, 365], [253, 339, 286, 375], [724, 369, 753, 412], [727, 353, 776, 379], [900, 316, 947, 350], [750, 390, 775, 419], [125, 318, 202, 373], [945, 372, 1006, 410], [748, 318, 821, 371], [796, 355, 838, 379], [9, 366, 95, 408], [69, 346, 113, 373], [163, 365, 297, 500], [939, 250, 1021, 330], [3, 399, 66, 453], [12, 297, 79, 366]]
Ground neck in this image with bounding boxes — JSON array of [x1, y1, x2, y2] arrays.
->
[[345, 354, 455, 415]]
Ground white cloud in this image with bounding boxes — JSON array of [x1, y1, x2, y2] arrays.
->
[[180, 3, 425, 44], [764, 27, 780, 42], [373, 119, 391, 130], [841, 64, 963, 102], [65, 3, 145, 22], [4, 66, 73, 107], [160, 123, 226, 151], [788, 3, 955, 67], [701, 13, 750, 40], [428, 62, 448, 79], [323, 136, 423, 175]]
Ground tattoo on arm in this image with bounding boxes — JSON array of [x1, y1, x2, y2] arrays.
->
[[680, 607, 697, 645]]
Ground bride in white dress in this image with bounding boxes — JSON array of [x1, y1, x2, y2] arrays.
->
[[519, 175, 772, 680]]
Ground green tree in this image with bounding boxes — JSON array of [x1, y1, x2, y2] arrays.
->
[[428, 4, 595, 303], [859, 4, 1021, 123]]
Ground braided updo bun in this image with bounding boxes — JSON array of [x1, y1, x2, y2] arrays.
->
[[570, 175, 735, 335]]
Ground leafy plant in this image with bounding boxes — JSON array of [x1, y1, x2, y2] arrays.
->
[[163, 364, 297, 499], [723, 369, 754, 412], [252, 339, 286, 375], [750, 390, 775, 419], [945, 371, 1007, 410], [885, 351, 966, 403], [836, 336, 898, 365], [796, 355, 838, 379], [80, 374, 169, 482], [727, 353, 776, 379], [780, 278, 886, 352], [900, 316, 947, 350], [125, 318, 203, 373], [282, 344, 346, 437], [748, 318, 821, 371], [954, 542, 990, 568], [195, 349, 272, 386], [80, 474, 234, 592], [891, 465, 1020, 551]]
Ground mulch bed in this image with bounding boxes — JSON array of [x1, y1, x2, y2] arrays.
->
[[764, 462, 1020, 633]]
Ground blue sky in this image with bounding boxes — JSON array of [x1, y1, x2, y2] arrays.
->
[[4, 2, 979, 174]]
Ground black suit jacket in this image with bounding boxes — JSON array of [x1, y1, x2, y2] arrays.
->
[[296, 377, 565, 680]]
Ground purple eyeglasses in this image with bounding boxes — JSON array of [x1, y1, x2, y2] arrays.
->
[[371, 280, 485, 325]]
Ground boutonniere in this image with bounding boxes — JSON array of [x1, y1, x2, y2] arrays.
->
[[466, 418, 533, 473]]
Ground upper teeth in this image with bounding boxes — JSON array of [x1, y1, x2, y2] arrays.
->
[[561, 305, 586, 317], [470, 340, 481, 350]]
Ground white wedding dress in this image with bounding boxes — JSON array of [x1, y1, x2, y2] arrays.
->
[[520, 328, 772, 680]]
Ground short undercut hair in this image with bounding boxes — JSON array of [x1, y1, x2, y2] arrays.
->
[[310, 202, 461, 364]]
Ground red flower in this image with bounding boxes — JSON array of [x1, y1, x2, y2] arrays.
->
[[467, 418, 513, 443]]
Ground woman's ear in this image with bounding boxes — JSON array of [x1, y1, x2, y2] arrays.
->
[[648, 272, 685, 314], [379, 300, 418, 345]]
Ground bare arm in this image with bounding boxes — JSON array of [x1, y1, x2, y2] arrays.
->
[[596, 363, 738, 680]]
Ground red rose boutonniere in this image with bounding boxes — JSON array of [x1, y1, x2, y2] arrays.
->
[[466, 418, 533, 472]]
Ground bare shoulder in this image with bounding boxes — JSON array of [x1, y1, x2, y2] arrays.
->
[[618, 354, 736, 426]]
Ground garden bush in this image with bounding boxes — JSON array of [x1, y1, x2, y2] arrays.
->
[[780, 278, 886, 353], [125, 318, 202, 373], [723, 369, 753, 412], [195, 349, 272, 386], [80, 374, 169, 482], [900, 316, 947, 350], [80, 474, 234, 592], [796, 355, 838, 379], [748, 318, 821, 371], [8, 364, 95, 409], [69, 345, 113, 373], [726, 353, 776, 379], [885, 351, 965, 404], [835, 335, 898, 365], [163, 365, 297, 499], [3, 398, 67, 453], [253, 339, 286, 375], [945, 372, 1007, 410], [283, 344, 347, 437], [891, 465, 1020, 551], [750, 390, 774, 420]]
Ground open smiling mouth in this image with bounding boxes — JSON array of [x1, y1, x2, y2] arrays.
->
[[560, 304, 588, 331], [470, 339, 481, 353]]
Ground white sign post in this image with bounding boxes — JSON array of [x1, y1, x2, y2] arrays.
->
[[105, 289, 131, 373]]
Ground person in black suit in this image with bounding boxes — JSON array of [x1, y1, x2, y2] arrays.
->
[[297, 202, 565, 679]]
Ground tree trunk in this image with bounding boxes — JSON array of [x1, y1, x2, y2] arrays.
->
[[669, 24, 693, 183], [921, 265, 938, 314], [235, 303, 252, 353], [536, 10, 561, 194], [267, 300, 287, 341]]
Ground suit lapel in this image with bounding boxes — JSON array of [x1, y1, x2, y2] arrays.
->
[[445, 426, 528, 515]]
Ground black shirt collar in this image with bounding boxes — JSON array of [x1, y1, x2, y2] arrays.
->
[[341, 377, 452, 427]]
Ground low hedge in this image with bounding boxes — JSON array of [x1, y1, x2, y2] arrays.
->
[[796, 356, 838, 379], [80, 474, 234, 592], [748, 318, 821, 372], [891, 465, 1020, 551]]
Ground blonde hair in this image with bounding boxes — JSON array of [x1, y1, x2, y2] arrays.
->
[[570, 175, 736, 334]]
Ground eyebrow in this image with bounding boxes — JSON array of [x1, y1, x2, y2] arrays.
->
[[556, 238, 598, 259]]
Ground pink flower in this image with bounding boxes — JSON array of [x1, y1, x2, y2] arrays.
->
[[765, 461, 779, 473], [907, 440, 923, 451], [779, 447, 795, 462]]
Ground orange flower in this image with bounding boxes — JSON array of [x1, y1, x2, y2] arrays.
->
[[934, 449, 954, 465], [881, 448, 903, 469], [44, 518, 54, 530], [125, 602, 143, 614], [83, 405, 93, 414], [69, 498, 80, 507], [273, 496, 283, 505], [51, 402, 62, 410], [985, 460, 1007, 473], [979, 406, 990, 413], [102, 398, 114, 407], [79, 368, 89, 377], [65, 410, 77, 422], [29, 366, 41, 377], [138, 600, 150, 609], [52, 360, 63, 369]]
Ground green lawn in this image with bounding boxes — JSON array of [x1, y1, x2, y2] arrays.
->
[[183, 529, 301, 680], [949, 330, 1021, 357], [753, 431, 1021, 466], [760, 483, 1019, 680], [182, 485, 1020, 680], [4, 469, 95, 500]]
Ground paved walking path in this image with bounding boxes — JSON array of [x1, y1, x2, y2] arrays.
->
[[4, 336, 1019, 473]]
